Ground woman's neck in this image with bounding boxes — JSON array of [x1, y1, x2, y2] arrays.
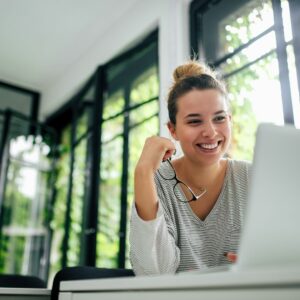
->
[[173, 156, 227, 190]]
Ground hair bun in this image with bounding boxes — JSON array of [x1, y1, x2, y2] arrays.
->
[[173, 60, 215, 84]]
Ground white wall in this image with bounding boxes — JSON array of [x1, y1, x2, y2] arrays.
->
[[41, 0, 191, 137]]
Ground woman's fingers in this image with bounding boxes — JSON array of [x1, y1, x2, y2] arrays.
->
[[224, 252, 237, 263], [138, 136, 176, 171], [162, 148, 176, 161]]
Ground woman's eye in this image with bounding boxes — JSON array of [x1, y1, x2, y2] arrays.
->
[[187, 119, 202, 124], [214, 115, 226, 122]]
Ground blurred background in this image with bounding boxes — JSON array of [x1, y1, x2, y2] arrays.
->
[[0, 0, 299, 286]]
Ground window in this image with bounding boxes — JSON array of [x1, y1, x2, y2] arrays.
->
[[48, 83, 95, 282], [0, 110, 56, 281], [97, 33, 159, 268], [0, 82, 40, 121], [190, 0, 300, 160], [47, 31, 159, 281]]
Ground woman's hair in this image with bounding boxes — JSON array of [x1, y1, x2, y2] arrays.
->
[[167, 60, 227, 124]]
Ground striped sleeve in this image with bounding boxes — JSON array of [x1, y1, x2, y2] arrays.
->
[[129, 202, 180, 275]]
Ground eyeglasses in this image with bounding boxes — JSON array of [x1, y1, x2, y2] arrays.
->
[[157, 158, 207, 203]]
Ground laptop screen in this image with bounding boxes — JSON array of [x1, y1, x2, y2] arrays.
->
[[236, 123, 300, 270]]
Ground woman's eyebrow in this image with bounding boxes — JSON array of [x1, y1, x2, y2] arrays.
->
[[184, 110, 226, 119], [184, 113, 201, 119], [214, 110, 226, 115]]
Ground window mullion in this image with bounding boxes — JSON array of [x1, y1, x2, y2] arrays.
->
[[118, 84, 130, 268], [272, 0, 294, 124], [289, 0, 300, 104], [81, 67, 105, 266], [61, 106, 77, 267]]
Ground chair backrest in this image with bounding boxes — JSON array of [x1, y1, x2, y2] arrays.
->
[[0, 274, 46, 288], [51, 266, 135, 300]]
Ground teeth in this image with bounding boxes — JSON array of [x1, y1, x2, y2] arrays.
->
[[200, 143, 218, 149]]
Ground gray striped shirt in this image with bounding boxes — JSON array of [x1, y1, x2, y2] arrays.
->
[[129, 159, 251, 275]]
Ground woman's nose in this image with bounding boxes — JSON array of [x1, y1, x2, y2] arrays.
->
[[202, 122, 217, 138]]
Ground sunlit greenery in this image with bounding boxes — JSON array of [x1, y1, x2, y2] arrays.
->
[[67, 137, 87, 266], [217, 0, 281, 161], [97, 60, 159, 268], [48, 39, 159, 273], [219, 0, 273, 58], [0, 124, 53, 279], [49, 127, 70, 281], [97, 136, 123, 268]]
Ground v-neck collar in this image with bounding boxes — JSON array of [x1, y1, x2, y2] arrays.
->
[[177, 160, 231, 225]]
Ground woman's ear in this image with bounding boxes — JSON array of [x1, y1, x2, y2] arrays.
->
[[167, 121, 178, 140], [228, 113, 232, 125]]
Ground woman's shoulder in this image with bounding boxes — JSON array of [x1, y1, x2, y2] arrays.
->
[[227, 159, 252, 181], [228, 158, 252, 171]]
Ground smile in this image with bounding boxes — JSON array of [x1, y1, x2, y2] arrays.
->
[[196, 141, 222, 151], [200, 143, 218, 149]]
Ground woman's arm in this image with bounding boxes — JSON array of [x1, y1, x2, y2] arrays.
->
[[129, 202, 180, 275], [134, 136, 175, 220], [130, 136, 180, 275]]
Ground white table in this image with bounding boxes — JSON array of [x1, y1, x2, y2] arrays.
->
[[59, 266, 300, 300], [0, 287, 50, 300]]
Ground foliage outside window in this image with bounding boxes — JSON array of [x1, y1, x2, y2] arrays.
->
[[48, 32, 159, 278], [0, 113, 55, 281], [97, 41, 159, 268], [192, 0, 299, 160]]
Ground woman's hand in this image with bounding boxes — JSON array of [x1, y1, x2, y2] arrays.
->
[[134, 136, 176, 221], [136, 136, 176, 173], [224, 252, 237, 263]]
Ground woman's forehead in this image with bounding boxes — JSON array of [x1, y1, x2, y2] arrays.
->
[[177, 89, 228, 114]]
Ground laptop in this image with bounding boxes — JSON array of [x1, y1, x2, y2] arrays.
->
[[236, 122, 300, 271], [179, 123, 300, 275]]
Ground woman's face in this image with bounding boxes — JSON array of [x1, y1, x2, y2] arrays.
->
[[168, 89, 231, 166]]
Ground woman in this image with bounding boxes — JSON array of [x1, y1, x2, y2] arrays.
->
[[129, 60, 251, 275]]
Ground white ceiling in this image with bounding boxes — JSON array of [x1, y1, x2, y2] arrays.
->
[[0, 0, 138, 92]]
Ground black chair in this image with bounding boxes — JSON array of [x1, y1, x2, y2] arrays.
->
[[0, 274, 46, 288], [51, 266, 135, 300]]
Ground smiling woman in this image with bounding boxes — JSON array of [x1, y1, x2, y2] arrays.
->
[[168, 89, 231, 167], [129, 60, 251, 275]]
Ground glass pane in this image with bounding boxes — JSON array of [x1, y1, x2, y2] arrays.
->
[[130, 66, 159, 105], [101, 115, 124, 144], [67, 137, 88, 266], [0, 122, 54, 278], [103, 90, 124, 120], [130, 100, 158, 127], [1, 163, 48, 273], [125, 115, 159, 268], [9, 115, 31, 140], [287, 44, 300, 128], [83, 82, 95, 103], [220, 31, 276, 75], [49, 126, 71, 281], [282, 0, 293, 43], [201, 0, 274, 63], [226, 52, 284, 161], [218, 0, 273, 59], [76, 105, 91, 140], [106, 39, 158, 98], [0, 86, 32, 116], [97, 137, 123, 268]]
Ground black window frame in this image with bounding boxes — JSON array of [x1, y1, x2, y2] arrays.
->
[[45, 29, 159, 272], [0, 81, 40, 123], [189, 0, 299, 125]]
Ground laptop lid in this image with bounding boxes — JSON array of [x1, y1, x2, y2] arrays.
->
[[236, 123, 300, 270]]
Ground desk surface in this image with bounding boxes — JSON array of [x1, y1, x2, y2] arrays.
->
[[0, 287, 50, 300], [61, 266, 300, 292], [59, 266, 300, 300]]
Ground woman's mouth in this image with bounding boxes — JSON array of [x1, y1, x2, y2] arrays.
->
[[196, 141, 222, 151]]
